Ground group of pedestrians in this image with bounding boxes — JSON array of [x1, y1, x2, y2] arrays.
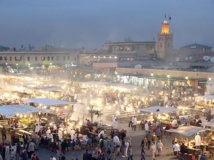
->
[[0, 139, 38, 160]]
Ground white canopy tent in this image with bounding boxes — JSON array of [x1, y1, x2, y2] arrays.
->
[[0, 104, 49, 118], [38, 86, 62, 92], [202, 119, 214, 128], [25, 86, 62, 92], [139, 106, 178, 114], [166, 126, 208, 137], [197, 95, 214, 100], [24, 98, 72, 106]]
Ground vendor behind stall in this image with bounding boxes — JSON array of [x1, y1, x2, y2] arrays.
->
[[195, 133, 202, 149]]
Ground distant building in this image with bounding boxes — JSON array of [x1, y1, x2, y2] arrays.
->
[[0, 45, 10, 51], [0, 50, 78, 67], [179, 43, 212, 52]]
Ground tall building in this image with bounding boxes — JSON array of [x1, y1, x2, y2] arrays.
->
[[157, 17, 174, 60]]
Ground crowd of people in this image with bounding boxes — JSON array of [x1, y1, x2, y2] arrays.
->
[[0, 117, 133, 160]]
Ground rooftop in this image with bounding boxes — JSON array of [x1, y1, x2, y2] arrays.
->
[[180, 43, 212, 49], [104, 41, 155, 45]]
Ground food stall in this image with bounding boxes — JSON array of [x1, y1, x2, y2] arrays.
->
[[166, 126, 214, 158], [195, 95, 214, 110], [202, 120, 214, 129], [0, 104, 49, 133], [139, 106, 179, 125], [24, 98, 73, 115]]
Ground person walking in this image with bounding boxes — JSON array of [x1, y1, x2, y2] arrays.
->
[[27, 140, 36, 159], [157, 140, 163, 156], [124, 139, 129, 158], [127, 146, 133, 160], [144, 121, 149, 135], [141, 147, 145, 160], [83, 150, 90, 160], [141, 137, 148, 149], [150, 142, 156, 160], [147, 131, 152, 150], [1, 127, 6, 142], [20, 148, 28, 160], [31, 152, 39, 160], [5, 144, 10, 160], [132, 116, 137, 131], [173, 141, 180, 156]]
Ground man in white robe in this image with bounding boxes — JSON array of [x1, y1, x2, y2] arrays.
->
[[195, 133, 201, 149], [58, 129, 63, 140], [35, 124, 40, 133], [70, 129, 75, 140]]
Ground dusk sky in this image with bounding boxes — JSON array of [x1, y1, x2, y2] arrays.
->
[[0, 0, 214, 49]]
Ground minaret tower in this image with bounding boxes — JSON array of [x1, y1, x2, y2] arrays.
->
[[157, 15, 174, 60]]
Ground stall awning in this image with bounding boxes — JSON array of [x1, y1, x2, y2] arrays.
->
[[166, 126, 208, 137], [25, 86, 62, 92], [197, 95, 214, 100], [202, 120, 214, 128], [139, 106, 178, 114], [24, 98, 72, 106], [0, 104, 49, 118]]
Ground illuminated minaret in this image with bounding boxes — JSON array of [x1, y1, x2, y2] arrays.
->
[[157, 15, 174, 60]]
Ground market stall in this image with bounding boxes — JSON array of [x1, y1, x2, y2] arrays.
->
[[202, 120, 214, 128], [138, 106, 179, 126], [0, 104, 50, 133], [24, 98, 72, 106], [166, 126, 207, 137], [166, 126, 214, 158], [139, 106, 178, 114], [0, 104, 49, 118], [195, 95, 214, 110]]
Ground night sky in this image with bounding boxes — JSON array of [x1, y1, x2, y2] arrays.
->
[[0, 0, 213, 49]]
